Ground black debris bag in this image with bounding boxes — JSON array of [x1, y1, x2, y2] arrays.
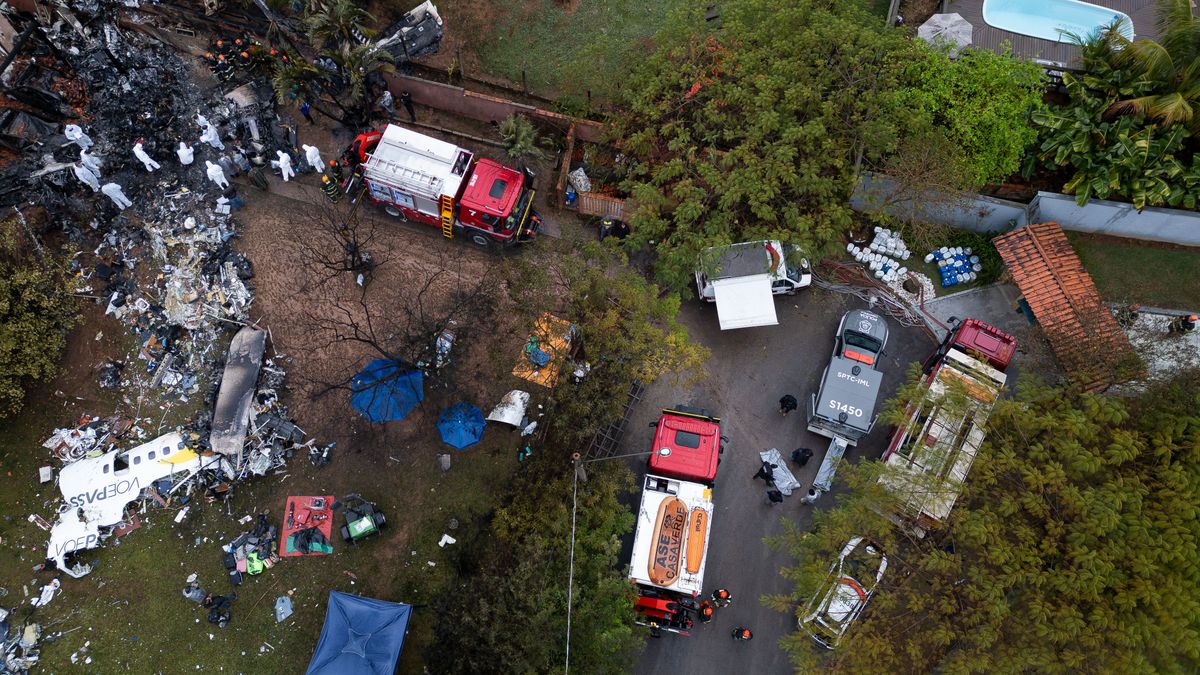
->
[[290, 526, 330, 554]]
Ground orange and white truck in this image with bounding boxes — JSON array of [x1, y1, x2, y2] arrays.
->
[[629, 407, 723, 636]]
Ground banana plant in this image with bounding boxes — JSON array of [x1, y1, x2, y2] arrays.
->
[[1029, 59, 1200, 210]]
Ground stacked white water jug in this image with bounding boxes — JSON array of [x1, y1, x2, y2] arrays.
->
[[923, 246, 983, 288], [846, 227, 911, 284]]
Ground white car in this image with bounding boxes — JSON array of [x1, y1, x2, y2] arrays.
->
[[798, 536, 887, 649]]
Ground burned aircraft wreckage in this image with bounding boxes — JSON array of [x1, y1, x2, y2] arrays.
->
[[0, 0, 443, 580]]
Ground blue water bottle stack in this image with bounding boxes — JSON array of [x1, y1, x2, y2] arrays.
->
[[923, 247, 982, 288]]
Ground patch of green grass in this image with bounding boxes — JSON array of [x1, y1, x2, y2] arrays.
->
[[448, 0, 683, 98], [1067, 232, 1200, 309], [0, 390, 522, 673]]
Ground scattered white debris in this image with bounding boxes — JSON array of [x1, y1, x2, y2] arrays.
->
[[30, 579, 60, 607]]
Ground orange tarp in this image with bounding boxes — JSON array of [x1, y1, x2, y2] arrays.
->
[[512, 314, 574, 388]]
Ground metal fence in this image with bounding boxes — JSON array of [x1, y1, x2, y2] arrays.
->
[[583, 381, 646, 461]]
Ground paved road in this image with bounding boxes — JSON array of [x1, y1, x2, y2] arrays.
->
[[622, 290, 935, 674]]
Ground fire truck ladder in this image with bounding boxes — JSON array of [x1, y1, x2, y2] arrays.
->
[[439, 195, 455, 239]]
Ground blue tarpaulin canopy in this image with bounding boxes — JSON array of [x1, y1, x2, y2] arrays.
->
[[306, 591, 412, 675], [436, 402, 486, 449], [350, 360, 423, 422]]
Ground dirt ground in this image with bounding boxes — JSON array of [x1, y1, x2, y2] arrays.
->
[[900, 0, 943, 28], [0, 186, 548, 674], [0, 108, 577, 675]]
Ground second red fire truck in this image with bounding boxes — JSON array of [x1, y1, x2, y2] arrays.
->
[[350, 124, 542, 247]]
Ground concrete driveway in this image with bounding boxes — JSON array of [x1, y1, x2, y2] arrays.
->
[[623, 290, 935, 674]]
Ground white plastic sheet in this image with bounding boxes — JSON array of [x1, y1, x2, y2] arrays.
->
[[759, 448, 801, 496]]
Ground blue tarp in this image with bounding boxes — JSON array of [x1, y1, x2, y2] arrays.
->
[[306, 591, 412, 675], [436, 402, 486, 449], [350, 360, 423, 422]]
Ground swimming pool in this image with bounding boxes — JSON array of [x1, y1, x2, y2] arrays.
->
[[982, 0, 1135, 43]]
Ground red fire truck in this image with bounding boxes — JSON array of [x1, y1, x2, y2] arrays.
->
[[630, 407, 724, 636], [355, 124, 541, 247]]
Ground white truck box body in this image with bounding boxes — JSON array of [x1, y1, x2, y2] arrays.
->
[[628, 474, 714, 597], [880, 348, 1006, 531], [713, 275, 778, 330]]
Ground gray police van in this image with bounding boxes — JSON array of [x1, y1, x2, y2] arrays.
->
[[808, 309, 889, 443], [806, 310, 889, 495]]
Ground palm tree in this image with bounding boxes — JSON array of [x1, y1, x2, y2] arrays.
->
[[329, 42, 396, 125], [305, 0, 377, 49], [271, 57, 321, 105], [271, 56, 347, 122], [1105, 0, 1200, 130]]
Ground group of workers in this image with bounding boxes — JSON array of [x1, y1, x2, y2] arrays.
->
[[63, 90, 359, 210], [64, 112, 248, 210], [62, 26, 432, 224], [1117, 304, 1197, 335], [693, 588, 754, 642], [202, 35, 288, 83]]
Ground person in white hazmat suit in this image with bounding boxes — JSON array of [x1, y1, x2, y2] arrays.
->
[[177, 142, 195, 166], [200, 123, 224, 150], [79, 148, 101, 175], [64, 124, 93, 150], [101, 182, 133, 209], [275, 150, 294, 182], [132, 140, 161, 171], [72, 163, 100, 192], [205, 161, 230, 190], [302, 144, 323, 172]]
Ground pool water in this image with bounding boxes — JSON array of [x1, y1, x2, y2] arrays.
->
[[982, 0, 1135, 43]]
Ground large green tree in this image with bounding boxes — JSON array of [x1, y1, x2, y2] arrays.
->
[[1107, 0, 1200, 131], [427, 456, 641, 675], [614, 0, 1043, 290], [614, 0, 908, 289], [428, 244, 705, 672], [505, 243, 708, 450], [1028, 2, 1200, 209], [767, 375, 1200, 673], [894, 42, 1045, 187], [304, 0, 376, 48], [1030, 85, 1200, 209], [0, 217, 77, 418]]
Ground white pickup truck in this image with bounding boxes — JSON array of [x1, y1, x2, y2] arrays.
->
[[694, 241, 811, 330]]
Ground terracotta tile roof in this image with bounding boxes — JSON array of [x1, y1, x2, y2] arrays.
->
[[992, 222, 1140, 392]]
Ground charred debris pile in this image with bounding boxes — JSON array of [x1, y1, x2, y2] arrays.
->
[[0, 3, 325, 580]]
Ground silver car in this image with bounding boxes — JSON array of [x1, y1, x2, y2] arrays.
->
[[798, 536, 888, 649]]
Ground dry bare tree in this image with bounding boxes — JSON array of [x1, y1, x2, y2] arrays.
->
[[291, 190, 392, 290], [861, 128, 979, 253], [296, 242, 501, 403]]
